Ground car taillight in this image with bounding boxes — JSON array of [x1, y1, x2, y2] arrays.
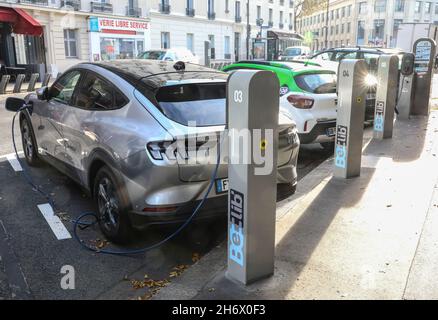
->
[[287, 94, 314, 109]]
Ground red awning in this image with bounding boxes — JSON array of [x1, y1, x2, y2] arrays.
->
[[0, 7, 43, 36]]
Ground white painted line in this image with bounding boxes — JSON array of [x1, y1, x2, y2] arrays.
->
[[37, 204, 72, 240], [5, 154, 23, 172], [0, 151, 23, 159]]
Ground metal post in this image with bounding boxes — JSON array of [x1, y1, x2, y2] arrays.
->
[[246, 0, 250, 59], [324, 0, 329, 49]]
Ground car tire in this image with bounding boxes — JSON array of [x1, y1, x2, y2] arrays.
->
[[20, 117, 41, 166], [93, 166, 132, 244], [320, 141, 335, 152]]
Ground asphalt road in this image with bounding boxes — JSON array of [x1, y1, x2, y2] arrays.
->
[[0, 94, 330, 300]]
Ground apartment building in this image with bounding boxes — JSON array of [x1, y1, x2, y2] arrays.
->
[[0, 0, 150, 76], [148, 0, 301, 64], [298, 0, 438, 50]]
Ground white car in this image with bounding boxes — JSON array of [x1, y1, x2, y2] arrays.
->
[[138, 48, 200, 64], [279, 71, 338, 150]]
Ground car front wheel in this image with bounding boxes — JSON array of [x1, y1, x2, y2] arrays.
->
[[20, 117, 40, 166], [93, 166, 132, 244]]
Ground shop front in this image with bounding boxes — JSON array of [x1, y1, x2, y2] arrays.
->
[[266, 30, 303, 61], [0, 6, 45, 79], [89, 16, 151, 62]]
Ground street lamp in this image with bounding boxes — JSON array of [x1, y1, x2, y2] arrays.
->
[[324, 0, 329, 49], [258, 18, 264, 38], [246, 0, 250, 59]]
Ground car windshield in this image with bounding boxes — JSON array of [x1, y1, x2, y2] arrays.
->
[[294, 72, 337, 94], [155, 82, 226, 126], [285, 48, 302, 56], [139, 51, 167, 60]]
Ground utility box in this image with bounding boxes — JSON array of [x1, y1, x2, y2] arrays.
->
[[373, 55, 399, 139], [226, 70, 279, 285], [334, 59, 368, 179]]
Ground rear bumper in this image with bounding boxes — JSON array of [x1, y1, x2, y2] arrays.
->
[[299, 120, 336, 144]]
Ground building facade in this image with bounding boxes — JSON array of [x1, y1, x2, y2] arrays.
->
[[0, 0, 299, 76], [298, 0, 438, 50]]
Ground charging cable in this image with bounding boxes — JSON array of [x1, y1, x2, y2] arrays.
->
[[11, 104, 225, 255]]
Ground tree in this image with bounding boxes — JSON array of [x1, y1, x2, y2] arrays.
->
[[293, 0, 329, 33]]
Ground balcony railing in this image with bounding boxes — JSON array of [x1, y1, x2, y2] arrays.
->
[[61, 0, 80, 11], [126, 6, 142, 17], [18, 0, 49, 5], [186, 7, 195, 17], [90, 2, 113, 13], [235, 16, 242, 23], [208, 12, 216, 20], [256, 18, 263, 26], [159, 3, 171, 14]]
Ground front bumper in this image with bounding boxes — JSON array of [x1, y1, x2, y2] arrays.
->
[[299, 120, 336, 144]]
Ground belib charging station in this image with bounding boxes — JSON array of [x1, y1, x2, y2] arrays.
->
[[226, 70, 279, 285], [334, 59, 368, 179]]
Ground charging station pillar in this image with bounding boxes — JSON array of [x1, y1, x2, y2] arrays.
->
[[411, 38, 436, 116], [334, 59, 368, 179], [397, 53, 415, 120], [373, 55, 399, 139], [226, 70, 279, 285]]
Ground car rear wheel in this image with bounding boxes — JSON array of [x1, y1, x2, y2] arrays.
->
[[93, 166, 132, 244], [20, 117, 41, 166]]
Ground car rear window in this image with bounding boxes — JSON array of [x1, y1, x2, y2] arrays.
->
[[285, 48, 302, 56], [139, 51, 166, 60], [294, 73, 337, 94], [155, 83, 226, 126]]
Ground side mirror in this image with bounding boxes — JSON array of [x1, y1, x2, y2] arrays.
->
[[5, 97, 26, 112], [36, 86, 49, 100]]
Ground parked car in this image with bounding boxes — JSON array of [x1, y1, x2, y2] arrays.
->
[[138, 48, 200, 64], [223, 61, 337, 150], [279, 46, 311, 61], [6, 60, 299, 243], [307, 46, 406, 121]]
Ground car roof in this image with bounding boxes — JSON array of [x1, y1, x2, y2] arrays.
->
[[323, 47, 404, 54], [83, 59, 227, 90], [231, 60, 334, 73]]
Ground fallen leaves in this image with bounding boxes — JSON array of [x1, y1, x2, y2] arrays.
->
[[131, 278, 170, 290], [192, 252, 200, 263]]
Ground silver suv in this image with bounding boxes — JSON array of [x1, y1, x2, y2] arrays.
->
[[7, 60, 300, 243]]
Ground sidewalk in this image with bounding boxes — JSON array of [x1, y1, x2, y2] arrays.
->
[[154, 111, 438, 300]]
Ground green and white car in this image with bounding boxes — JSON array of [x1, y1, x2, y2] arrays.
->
[[223, 61, 338, 149]]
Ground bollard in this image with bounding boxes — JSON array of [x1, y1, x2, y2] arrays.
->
[[27, 73, 39, 92], [0, 75, 10, 94], [226, 70, 279, 285], [334, 59, 368, 179], [42, 73, 51, 87], [373, 55, 399, 139], [13, 74, 25, 93]]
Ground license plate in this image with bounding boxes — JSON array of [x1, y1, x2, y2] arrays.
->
[[215, 178, 229, 194], [326, 127, 336, 137]]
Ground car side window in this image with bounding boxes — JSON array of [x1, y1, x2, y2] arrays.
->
[[75, 72, 128, 110], [49, 70, 82, 105], [334, 51, 357, 61]]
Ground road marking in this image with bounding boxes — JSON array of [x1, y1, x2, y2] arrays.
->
[[5, 153, 23, 172], [0, 151, 24, 159], [37, 204, 72, 240]]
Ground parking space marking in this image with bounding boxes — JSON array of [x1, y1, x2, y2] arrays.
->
[[5, 153, 23, 172], [37, 204, 72, 240], [0, 151, 23, 159]]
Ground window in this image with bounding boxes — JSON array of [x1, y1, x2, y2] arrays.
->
[[235, 1, 241, 19], [357, 21, 365, 44], [187, 0, 194, 9], [257, 5, 261, 20], [347, 22, 351, 33], [187, 33, 194, 53], [336, 8, 339, 19], [436, 4, 438, 14], [373, 19, 385, 41], [374, 0, 386, 13], [280, 11, 284, 24], [359, 2, 367, 14], [294, 72, 337, 94], [341, 7, 345, 17], [208, 34, 215, 59], [415, 1, 422, 13], [155, 83, 227, 126], [225, 0, 229, 12], [425, 2, 432, 13], [395, 0, 405, 12], [336, 25, 339, 34], [208, 0, 214, 14], [334, 51, 356, 61], [224, 36, 231, 59], [161, 32, 170, 49], [341, 24, 344, 33], [75, 73, 127, 110], [348, 5, 352, 15], [50, 70, 81, 105], [64, 29, 77, 58], [269, 8, 273, 23]]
